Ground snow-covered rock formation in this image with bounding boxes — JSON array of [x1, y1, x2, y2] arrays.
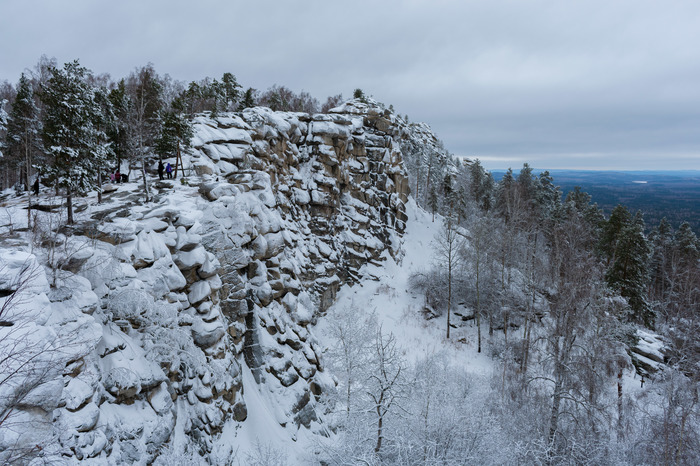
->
[[0, 99, 411, 463]]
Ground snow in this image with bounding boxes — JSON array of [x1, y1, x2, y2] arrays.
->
[[216, 363, 307, 462], [99, 217, 137, 241], [636, 329, 666, 361], [192, 124, 253, 147], [318, 198, 494, 375], [63, 377, 95, 411]]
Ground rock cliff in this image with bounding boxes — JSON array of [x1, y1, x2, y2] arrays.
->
[[0, 99, 413, 463]]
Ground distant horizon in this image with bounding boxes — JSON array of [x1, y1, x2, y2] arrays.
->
[[486, 167, 700, 174], [460, 156, 700, 173]]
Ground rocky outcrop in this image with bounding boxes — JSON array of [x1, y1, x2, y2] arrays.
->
[[190, 99, 410, 435], [0, 99, 413, 464], [631, 329, 669, 377]]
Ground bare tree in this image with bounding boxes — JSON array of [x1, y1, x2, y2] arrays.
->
[[433, 215, 465, 339], [324, 306, 376, 418], [126, 64, 164, 202], [464, 211, 498, 352], [366, 326, 406, 455], [633, 368, 700, 465], [0, 256, 63, 463]]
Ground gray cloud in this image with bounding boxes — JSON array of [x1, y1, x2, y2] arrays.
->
[[2, 0, 699, 169]]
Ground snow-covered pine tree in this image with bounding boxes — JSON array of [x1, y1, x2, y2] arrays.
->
[[107, 80, 134, 174], [599, 204, 632, 266], [92, 85, 116, 203], [41, 60, 111, 224], [5, 73, 42, 226], [563, 186, 604, 232], [469, 158, 494, 212], [155, 95, 193, 179], [5, 73, 41, 190], [220, 72, 241, 112], [534, 170, 561, 223], [494, 167, 516, 224], [605, 211, 653, 326], [237, 87, 257, 112]]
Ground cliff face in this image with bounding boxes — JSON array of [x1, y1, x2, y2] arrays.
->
[[0, 100, 412, 463]]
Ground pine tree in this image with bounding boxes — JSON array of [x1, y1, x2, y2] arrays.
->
[[221, 72, 241, 111], [469, 159, 493, 211], [155, 96, 193, 179], [5, 73, 41, 191], [673, 222, 699, 269], [605, 211, 653, 326], [237, 87, 257, 111], [495, 168, 515, 223], [433, 215, 465, 339], [516, 163, 536, 215], [41, 60, 111, 224], [564, 186, 604, 231], [535, 170, 561, 222], [599, 204, 632, 265], [107, 80, 133, 172], [206, 79, 222, 116], [671, 222, 700, 316], [92, 85, 116, 203]]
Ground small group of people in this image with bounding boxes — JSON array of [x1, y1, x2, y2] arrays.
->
[[157, 160, 174, 180], [109, 170, 128, 183]]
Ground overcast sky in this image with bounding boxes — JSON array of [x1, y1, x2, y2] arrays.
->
[[2, 0, 700, 170]]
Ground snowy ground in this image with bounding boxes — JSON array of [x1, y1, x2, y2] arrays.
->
[[319, 198, 494, 375]]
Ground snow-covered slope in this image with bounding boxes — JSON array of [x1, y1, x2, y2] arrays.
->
[[0, 99, 419, 464]]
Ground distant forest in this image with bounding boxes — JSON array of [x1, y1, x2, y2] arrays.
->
[[494, 169, 700, 235]]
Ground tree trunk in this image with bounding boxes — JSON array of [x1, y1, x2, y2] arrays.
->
[[346, 375, 352, 418], [447, 262, 452, 339], [415, 164, 421, 204], [521, 316, 531, 375], [66, 189, 74, 225], [548, 340, 563, 450], [97, 172, 103, 204], [141, 150, 150, 202], [617, 369, 624, 440], [25, 144, 31, 229], [375, 405, 384, 453], [174, 142, 181, 179], [476, 254, 482, 353], [425, 158, 432, 206]]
